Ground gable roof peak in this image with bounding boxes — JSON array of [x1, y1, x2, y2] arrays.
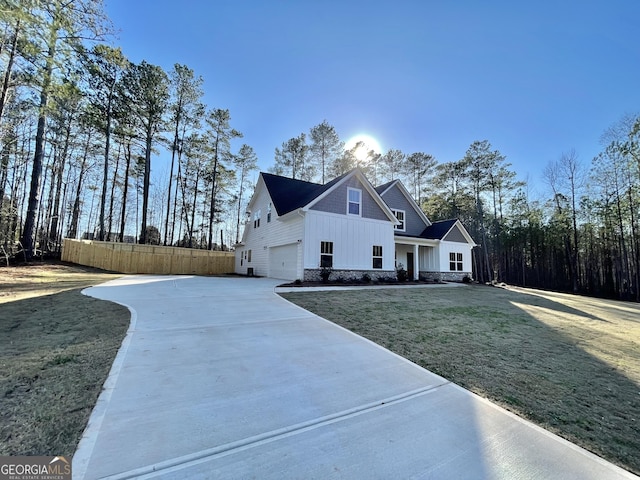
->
[[420, 218, 476, 245], [375, 178, 432, 227], [374, 179, 399, 195]]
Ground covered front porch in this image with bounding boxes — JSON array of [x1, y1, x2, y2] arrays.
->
[[394, 238, 438, 281]]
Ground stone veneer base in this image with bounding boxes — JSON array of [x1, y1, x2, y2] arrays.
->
[[303, 269, 472, 283], [303, 269, 396, 283], [420, 271, 472, 282]]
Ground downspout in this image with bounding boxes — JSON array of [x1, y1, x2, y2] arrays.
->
[[297, 208, 305, 281]]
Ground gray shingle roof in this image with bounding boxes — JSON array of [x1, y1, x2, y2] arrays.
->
[[374, 179, 396, 195]]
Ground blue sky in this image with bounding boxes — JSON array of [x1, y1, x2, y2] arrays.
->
[[104, 0, 640, 191]]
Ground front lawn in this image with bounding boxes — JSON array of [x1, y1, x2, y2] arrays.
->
[[0, 263, 129, 457], [281, 284, 640, 475]]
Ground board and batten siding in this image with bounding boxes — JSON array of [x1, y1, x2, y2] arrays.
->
[[438, 240, 473, 273], [303, 210, 395, 271], [420, 245, 439, 271]]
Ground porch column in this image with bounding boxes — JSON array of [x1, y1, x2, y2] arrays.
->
[[413, 244, 419, 280]]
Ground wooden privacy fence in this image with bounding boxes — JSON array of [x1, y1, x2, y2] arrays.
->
[[62, 239, 235, 275]]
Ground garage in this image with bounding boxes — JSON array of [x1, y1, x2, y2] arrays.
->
[[269, 243, 298, 280]]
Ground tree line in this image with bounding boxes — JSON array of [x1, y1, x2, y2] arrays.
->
[[1, 1, 638, 301], [0, 0, 259, 259], [423, 120, 639, 302]]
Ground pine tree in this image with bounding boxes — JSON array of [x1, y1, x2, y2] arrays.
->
[[205, 108, 242, 250], [119, 60, 169, 244], [309, 120, 343, 183], [83, 44, 128, 241], [164, 64, 204, 245], [233, 144, 257, 243]]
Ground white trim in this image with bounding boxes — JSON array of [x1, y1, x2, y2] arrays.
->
[[347, 187, 362, 216], [376, 179, 398, 197], [372, 244, 383, 269], [391, 208, 406, 232], [394, 236, 439, 247], [449, 251, 464, 271], [306, 209, 394, 226], [246, 174, 266, 212], [320, 240, 334, 267]]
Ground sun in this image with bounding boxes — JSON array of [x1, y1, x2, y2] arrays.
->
[[344, 134, 382, 161]]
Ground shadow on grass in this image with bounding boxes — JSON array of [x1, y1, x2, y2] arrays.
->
[[502, 289, 611, 323], [0, 288, 130, 456], [281, 285, 640, 475], [509, 285, 640, 324]]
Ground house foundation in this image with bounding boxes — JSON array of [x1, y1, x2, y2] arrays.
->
[[420, 271, 472, 282], [303, 268, 396, 283]]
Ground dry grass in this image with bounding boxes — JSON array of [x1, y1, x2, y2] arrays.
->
[[281, 284, 640, 475], [0, 262, 130, 456]]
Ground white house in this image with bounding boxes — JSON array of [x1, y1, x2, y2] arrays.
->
[[235, 168, 476, 282]]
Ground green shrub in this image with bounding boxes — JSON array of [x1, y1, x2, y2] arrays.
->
[[396, 263, 408, 282], [320, 266, 332, 283]]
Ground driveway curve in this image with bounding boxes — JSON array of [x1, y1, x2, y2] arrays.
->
[[73, 275, 637, 479]]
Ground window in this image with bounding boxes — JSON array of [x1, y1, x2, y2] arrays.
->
[[392, 209, 405, 231], [253, 209, 261, 228], [449, 252, 463, 271], [267, 203, 272, 223], [248, 249, 252, 262], [320, 241, 333, 268], [372, 245, 383, 269], [347, 188, 361, 216]]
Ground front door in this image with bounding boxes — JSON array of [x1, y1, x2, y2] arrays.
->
[[407, 252, 414, 281]]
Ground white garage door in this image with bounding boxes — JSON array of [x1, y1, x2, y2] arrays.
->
[[269, 244, 298, 280]]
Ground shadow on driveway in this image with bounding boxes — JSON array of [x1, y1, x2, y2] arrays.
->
[[73, 276, 637, 479]]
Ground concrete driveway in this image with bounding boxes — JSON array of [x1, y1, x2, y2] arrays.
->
[[73, 276, 637, 479]]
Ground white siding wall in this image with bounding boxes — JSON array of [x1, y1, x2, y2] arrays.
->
[[438, 241, 473, 273], [235, 248, 245, 273], [236, 184, 304, 278], [420, 246, 439, 271], [303, 211, 395, 271]]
